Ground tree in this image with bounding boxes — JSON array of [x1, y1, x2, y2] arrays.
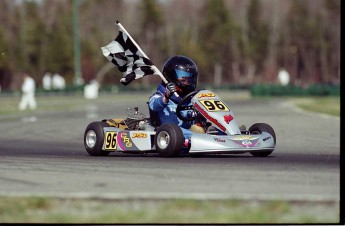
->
[[44, 2, 74, 83], [0, 27, 11, 90], [245, 0, 269, 82], [286, 0, 325, 85], [138, 0, 165, 86], [79, 0, 125, 85], [320, 0, 340, 84], [22, 1, 47, 81], [0, 0, 340, 90], [199, 0, 239, 84]]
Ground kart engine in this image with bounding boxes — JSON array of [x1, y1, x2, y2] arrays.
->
[[124, 107, 148, 130]]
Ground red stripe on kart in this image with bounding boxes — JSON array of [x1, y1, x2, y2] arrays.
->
[[194, 103, 226, 132]]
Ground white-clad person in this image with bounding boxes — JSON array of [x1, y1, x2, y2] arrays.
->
[[18, 73, 37, 111]]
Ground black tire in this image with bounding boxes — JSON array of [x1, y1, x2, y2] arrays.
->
[[249, 123, 276, 157], [155, 123, 184, 157], [84, 121, 111, 156]]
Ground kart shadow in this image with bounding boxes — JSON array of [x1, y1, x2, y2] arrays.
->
[[105, 152, 272, 159], [186, 154, 275, 159]]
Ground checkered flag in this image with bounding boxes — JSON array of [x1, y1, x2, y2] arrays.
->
[[101, 21, 166, 86]]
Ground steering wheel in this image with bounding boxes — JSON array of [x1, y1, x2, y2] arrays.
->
[[176, 90, 201, 121]]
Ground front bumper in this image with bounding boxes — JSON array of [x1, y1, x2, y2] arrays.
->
[[189, 132, 275, 154]]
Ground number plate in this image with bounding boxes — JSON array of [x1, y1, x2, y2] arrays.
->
[[199, 100, 230, 112], [104, 131, 117, 150]]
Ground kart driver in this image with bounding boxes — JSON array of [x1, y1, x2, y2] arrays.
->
[[148, 55, 200, 144]]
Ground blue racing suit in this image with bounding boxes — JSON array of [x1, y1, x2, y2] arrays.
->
[[148, 83, 194, 140]]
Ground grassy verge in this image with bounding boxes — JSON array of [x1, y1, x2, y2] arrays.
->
[[288, 96, 340, 117], [0, 196, 339, 224]]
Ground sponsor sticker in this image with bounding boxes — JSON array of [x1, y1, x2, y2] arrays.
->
[[132, 133, 147, 138], [198, 93, 216, 98], [214, 138, 225, 143], [263, 136, 271, 142], [120, 132, 133, 147], [229, 135, 260, 147], [230, 135, 256, 141], [224, 115, 233, 124]]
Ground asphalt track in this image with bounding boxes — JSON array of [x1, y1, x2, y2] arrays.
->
[[0, 92, 340, 204]]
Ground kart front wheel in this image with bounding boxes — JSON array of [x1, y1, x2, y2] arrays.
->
[[84, 121, 111, 156], [249, 123, 276, 157], [155, 123, 184, 157]]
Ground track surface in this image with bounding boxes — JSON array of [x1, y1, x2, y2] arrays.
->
[[0, 93, 340, 202]]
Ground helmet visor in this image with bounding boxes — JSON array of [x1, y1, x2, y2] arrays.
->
[[175, 69, 196, 87]]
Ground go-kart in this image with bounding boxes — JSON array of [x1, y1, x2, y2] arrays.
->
[[84, 89, 276, 157]]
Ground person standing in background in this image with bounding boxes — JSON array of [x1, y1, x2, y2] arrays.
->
[[18, 73, 37, 111]]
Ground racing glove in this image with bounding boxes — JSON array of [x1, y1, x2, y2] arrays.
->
[[164, 82, 177, 100]]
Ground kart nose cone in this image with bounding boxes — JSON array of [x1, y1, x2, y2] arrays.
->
[[86, 130, 97, 148]]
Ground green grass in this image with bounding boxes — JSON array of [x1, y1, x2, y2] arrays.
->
[[0, 197, 339, 224], [289, 96, 340, 117]]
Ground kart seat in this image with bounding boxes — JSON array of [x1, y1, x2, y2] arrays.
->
[[147, 102, 161, 127]]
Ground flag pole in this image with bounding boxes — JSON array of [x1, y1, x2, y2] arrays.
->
[[115, 20, 168, 84]]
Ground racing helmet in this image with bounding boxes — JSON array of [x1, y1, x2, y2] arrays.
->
[[162, 55, 198, 96]]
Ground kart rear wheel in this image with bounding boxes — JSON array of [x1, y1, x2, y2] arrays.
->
[[249, 123, 276, 157], [84, 121, 111, 156], [155, 123, 184, 157]]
